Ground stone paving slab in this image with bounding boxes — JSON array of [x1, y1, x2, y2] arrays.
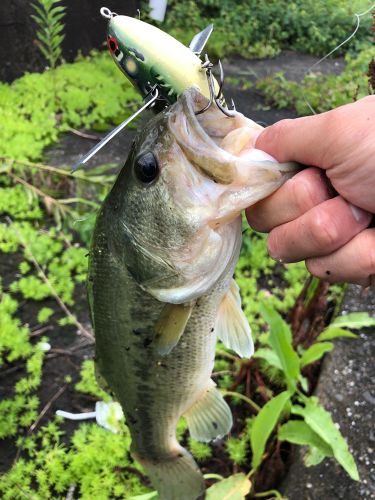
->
[[282, 286, 375, 499]]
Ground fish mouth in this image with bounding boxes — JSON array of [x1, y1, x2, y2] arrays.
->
[[168, 88, 238, 184], [167, 87, 265, 185]]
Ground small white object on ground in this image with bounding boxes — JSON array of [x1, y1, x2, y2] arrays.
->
[[56, 401, 124, 433]]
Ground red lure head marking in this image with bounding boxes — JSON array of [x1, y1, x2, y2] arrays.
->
[[107, 36, 118, 53]]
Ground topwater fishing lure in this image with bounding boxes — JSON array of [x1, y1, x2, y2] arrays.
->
[[74, 6, 234, 169]]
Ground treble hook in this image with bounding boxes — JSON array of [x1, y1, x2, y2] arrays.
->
[[195, 55, 236, 117]]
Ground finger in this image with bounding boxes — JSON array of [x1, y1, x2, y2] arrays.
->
[[306, 228, 375, 286], [246, 167, 332, 232], [255, 96, 375, 168], [267, 196, 372, 263]]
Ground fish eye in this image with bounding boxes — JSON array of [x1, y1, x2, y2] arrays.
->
[[134, 152, 159, 184]]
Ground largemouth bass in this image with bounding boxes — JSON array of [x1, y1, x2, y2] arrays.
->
[[88, 88, 298, 500]]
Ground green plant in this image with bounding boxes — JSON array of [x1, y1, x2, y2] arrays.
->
[[0, 52, 139, 161], [151, 0, 372, 59], [257, 45, 375, 115], [247, 303, 375, 482], [31, 0, 66, 70]]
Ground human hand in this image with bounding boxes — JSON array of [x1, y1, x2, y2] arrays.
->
[[246, 95, 375, 287]]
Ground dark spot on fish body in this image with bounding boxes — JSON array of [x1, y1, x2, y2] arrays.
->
[[210, 327, 214, 332], [128, 414, 137, 425], [212, 421, 218, 429], [143, 337, 153, 348]]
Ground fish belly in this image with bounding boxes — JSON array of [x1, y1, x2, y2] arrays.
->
[[89, 240, 230, 461]]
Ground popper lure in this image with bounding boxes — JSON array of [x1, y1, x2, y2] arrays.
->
[[74, 7, 234, 169]]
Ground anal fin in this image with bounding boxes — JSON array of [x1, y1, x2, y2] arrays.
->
[[154, 303, 193, 356], [184, 380, 232, 442], [215, 279, 253, 358]]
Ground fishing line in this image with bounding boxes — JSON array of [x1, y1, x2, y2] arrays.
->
[[302, 1, 375, 115]]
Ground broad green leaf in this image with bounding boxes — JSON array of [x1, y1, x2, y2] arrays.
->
[[250, 390, 290, 470], [300, 342, 333, 368], [304, 446, 327, 466], [332, 312, 375, 330], [317, 327, 357, 341], [292, 398, 359, 480], [298, 374, 309, 392], [278, 420, 333, 459], [206, 473, 251, 500], [259, 303, 300, 390], [304, 277, 320, 307], [129, 493, 158, 500], [253, 348, 282, 370]]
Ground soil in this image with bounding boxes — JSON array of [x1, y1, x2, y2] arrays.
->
[[2, 50, 374, 499]]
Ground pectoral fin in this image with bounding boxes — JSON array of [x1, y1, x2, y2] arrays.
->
[[215, 279, 253, 358], [184, 379, 233, 442], [154, 303, 193, 356]]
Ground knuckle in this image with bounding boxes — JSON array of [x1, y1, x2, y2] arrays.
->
[[246, 207, 268, 232], [309, 209, 339, 249], [360, 230, 375, 274], [292, 169, 325, 213]]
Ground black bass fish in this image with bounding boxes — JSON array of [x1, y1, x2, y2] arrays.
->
[[88, 88, 298, 500]]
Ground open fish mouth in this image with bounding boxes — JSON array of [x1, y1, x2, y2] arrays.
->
[[167, 87, 298, 225], [168, 87, 285, 186]]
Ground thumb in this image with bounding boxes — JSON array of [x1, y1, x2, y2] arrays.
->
[[255, 96, 375, 168], [255, 113, 333, 167]]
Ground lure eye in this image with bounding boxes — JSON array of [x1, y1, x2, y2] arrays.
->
[[134, 152, 159, 184], [107, 36, 118, 53]]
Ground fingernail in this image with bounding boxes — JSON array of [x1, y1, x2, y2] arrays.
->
[[267, 241, 283, 263], [349, 203, 369, 222]]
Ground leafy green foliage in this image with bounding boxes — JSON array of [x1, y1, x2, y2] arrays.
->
[[226, 436, 249, 466], [317, 327, 358, 341], [31, 0, 66, 69], [75, 360, 112, 402], [278, 420, 334, 461], [259, 304, 300, 391], [257, 45, 375, 116], [330, 311, 375, 329], [235, 229, 309, 340], [250, 391, 291, 470], [188, 438, 213, 461], [0, 421, 150, 499], [206, 473, 251, 500], [0, 284, 47, 437], [292, 398, 359, 480], [0, 52, 139, 160], [299, 342, 334, 368], [159, 0, 371, 59]]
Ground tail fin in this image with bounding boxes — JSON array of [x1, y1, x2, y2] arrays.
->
[[134, 447, 204, 500]]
